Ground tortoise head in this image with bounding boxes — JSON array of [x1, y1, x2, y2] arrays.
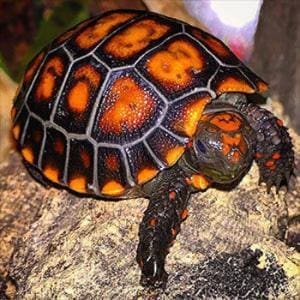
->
[[186, 105, 255, 184]]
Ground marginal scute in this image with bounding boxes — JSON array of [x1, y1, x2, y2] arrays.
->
[[43, 165, 59, 183], [172, 95, 211, 137], [104, 18, 170, 59], [137, 167, 159, 184], [69, 176, 87, 193], [35, 56, 64, 101], [101, 180, 125, 196], [190, 28, 240, 65], [215, 74, 255, 95], [75, 12, 137, 50], [165, 146, 185, 165], [21, 147, 34, 164], [24, 51, 45, 83]]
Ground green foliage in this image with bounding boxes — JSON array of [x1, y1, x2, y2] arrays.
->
[[2, 0, 90, 81]]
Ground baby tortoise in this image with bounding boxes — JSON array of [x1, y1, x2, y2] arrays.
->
[[11, 10, 294, 288]]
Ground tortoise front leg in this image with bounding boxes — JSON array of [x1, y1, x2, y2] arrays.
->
[[137, 166, 191, 288], [237, 103, 294, 192]]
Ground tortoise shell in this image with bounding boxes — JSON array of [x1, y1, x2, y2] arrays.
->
[[11, 9, 267, 198]]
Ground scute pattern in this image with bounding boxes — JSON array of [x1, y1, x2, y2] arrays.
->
[[92, 70, 166, 144], [54, 57, 108, 134], [12, 9, 268, 197]]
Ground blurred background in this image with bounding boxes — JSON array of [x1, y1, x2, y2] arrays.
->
[[0, 0, 299, 164]]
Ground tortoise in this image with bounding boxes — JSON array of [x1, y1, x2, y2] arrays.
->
[[11, 9, 294, 288]]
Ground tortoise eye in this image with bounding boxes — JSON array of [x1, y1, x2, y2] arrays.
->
[[196, 139, 207, 153]]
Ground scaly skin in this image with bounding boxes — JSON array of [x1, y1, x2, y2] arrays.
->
[[138, 165, 190, 288]]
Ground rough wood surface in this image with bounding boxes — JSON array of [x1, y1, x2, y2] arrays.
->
[[0, 100, 299, 298]]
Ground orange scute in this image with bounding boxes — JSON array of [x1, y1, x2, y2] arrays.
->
[[137, 167, 158, 184], [21, 147, 34, 163], [11, 107, 17, 119], [24, 52, 45, 83], [99, 77, 156, 134], [69, 176, 87, 193], [203, 35, 232, 59], [80, 150, 91, 168], [165, 146, 185, 165], [53, 138, 65, 155], [175, 96, 210, 137], [104, 19, 170, 59], [105, 154, 119, 172], [35, 56, 64, 101], [68, 81, 89, 113], [146, 39, 205, 91], [216, 76, 255, 94], [189, 174, 210, 190], [210, 113, 242, 132], [68, 65, 101, 114], [101, 180, 125, 196], [75, 12, 136, 49], [257, 80, 268, 92], [12, 125, 21, 140], [43, 165, 59, 183]]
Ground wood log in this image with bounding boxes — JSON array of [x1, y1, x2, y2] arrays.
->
[[0, 100, 299, 299]]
